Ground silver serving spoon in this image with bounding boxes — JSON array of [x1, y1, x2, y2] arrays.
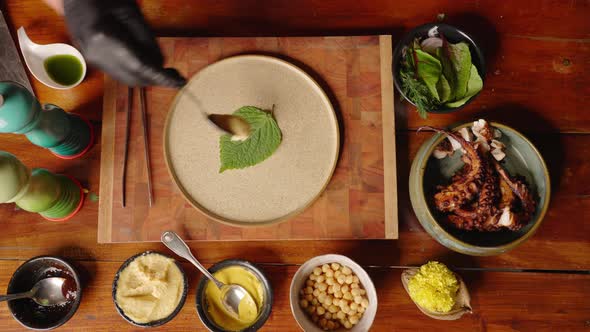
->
[[161, 231, 257, 319], [183, 90, 251, 139], [0, 277, 67, 306]]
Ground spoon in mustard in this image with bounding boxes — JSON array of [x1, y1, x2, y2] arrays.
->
[[0, 277, 67, 306], [161, 231, 257, 319]]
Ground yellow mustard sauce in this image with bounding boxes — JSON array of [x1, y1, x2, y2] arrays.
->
[[205, 266, 264, 331]]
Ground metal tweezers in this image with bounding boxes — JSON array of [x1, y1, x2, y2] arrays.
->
[[121, 87, 153, 207]]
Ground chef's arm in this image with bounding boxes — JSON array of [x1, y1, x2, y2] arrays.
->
[[41, 0, 185, 88]]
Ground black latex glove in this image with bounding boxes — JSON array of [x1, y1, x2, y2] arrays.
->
[[63, 0, 186, 88]]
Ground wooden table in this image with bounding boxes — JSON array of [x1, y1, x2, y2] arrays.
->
[[1, 1, 589, 330]]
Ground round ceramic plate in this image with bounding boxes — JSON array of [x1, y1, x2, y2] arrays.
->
[[164, 55, 339, 226]]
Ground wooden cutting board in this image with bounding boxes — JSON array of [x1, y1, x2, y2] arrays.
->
[[98, 35, 397, 243]]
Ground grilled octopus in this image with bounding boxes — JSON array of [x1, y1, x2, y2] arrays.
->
[[421, 125, 537, 232], [420, 126, 485, 213]]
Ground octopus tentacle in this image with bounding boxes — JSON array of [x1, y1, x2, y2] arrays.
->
[[420, 126, 486, 212]]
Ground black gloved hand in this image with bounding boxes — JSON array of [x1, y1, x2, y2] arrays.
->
[[63, 0, 186, 88]]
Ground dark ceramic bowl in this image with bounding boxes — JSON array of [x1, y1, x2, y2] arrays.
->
[[7, 256, 82, 330], [409, 122, 550, 256], [112, 251, 188, 327], [196, 259, 273, 332], [393, 23, 486, 114]]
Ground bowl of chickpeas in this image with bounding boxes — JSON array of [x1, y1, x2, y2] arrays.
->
[[290, 254, 377, 331]]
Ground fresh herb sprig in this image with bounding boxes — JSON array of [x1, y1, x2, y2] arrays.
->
[[399, 53, 440, 119]]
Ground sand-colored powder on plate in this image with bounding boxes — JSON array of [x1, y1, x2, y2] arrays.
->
[[165, 55, 339, 224]]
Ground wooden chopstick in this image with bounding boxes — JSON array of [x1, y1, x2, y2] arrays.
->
[[121, 87, 132, 207], [139, 87, 154, 207]]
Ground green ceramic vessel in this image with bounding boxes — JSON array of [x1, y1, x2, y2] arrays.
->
[[409, 122, 550, 256], [0, 81, 93, 159], [0, 151, 83, 221]]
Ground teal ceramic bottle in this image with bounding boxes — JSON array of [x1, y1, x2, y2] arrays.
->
[[0, 151, 84, 221], [0, 81, 93, 159]]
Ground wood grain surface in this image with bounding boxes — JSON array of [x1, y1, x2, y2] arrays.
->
[[98, 35, 398, 243], [1, 0, 589, 330], [0, 260, 588, 331]]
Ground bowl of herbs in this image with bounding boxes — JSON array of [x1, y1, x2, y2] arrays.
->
[[393, 23, 486, 118]]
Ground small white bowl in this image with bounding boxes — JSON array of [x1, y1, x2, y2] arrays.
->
[[17, 27, 86, 90], [290, 254, 378, 332]]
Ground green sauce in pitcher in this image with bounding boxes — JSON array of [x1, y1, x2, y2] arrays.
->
[[44, 54, 83, 86]]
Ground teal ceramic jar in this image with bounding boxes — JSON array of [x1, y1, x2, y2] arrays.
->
[[409, 122, 550, 256], [0, 81, 93, 158]]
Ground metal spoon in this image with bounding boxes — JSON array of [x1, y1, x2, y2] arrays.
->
[[183, 90, 251, 138], [0, 277, 67, 306], [161, 231, 257, 319]]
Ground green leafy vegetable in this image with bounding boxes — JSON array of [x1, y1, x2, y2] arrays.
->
[[414, 49, 442, 101], [219, 106, 282, 172], [441, 41, 472, 100], [400, 36, 483, 117], [445, 64, 483, 108]]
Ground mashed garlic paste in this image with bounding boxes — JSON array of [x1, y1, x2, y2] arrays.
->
[[205, 266, 264, 331], [115, 253, 184, 324]]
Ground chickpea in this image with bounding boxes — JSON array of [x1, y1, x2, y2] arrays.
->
[[342, 266, 352, 275], [322, 264, 330, 272], [313, 289, 320, 297], [319, 318, 327, 327], [305, 294, 313, 302], [332, 283, 341, 293], [317, 306, 326, 315], [328, 305, 339, 313], [360, 289, 366, 296], [310, 274, 317, 281], [306, 279, 314, 287], [337, 275, 346, 284], [336, 311, 346, 320], [325, 269, 334, 278], [334, 290, 343, 299], [351, 283, 360, 289], [341, 285, 349, 293], [357, 306, 365, 314], [331, 263, 341, 271], [343, 321, 352, 329], [351, 288, 361, 296], [325, 296, 333, 306], [334, 270, 342, 278], [349, 314, 359, 325], [327, 321, 335, 330], [316, 275, 325, 283], [361, 298, 369, 308], [350, 302, 358, 311], [308, 306, 316, 314], [354, 296, 362, 304], [318, 293, 326, 303], [324, 312, 332, 320], [313, 267, 322, 276], [345, 275, 354, 284], [352, 276, 359, 283], [327, 285, 334, 294], [343, 292, 353, 301], [300, 299, 309, 308], [326, 277, 335, 286]]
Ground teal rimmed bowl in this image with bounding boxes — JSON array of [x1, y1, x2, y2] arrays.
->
[[409, 122, 550, 256]]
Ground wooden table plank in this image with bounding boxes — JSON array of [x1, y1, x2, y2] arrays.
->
[[1, 133, 590, 270], [0, 260, 588, 331]]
